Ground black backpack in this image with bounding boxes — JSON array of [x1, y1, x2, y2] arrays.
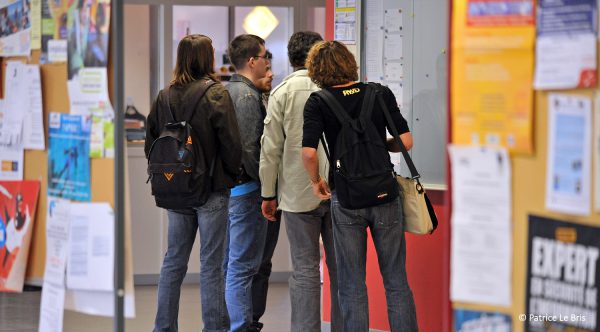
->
[[316, 83, 399, 209], [146, 80, 216, 209]]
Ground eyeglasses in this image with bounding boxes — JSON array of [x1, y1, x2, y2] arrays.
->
[[253, 50, 272, 60]]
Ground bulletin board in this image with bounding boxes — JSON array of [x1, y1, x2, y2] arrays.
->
[[450, 1, 600, 331], [361, 0, 449, 189], [1, 52, 116, 282]]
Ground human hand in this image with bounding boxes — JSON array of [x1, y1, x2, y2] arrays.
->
[[311, 177, 331, 200], [261, 199, 278, 221]]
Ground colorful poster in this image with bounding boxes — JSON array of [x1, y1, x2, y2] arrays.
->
[[454, 309, 512, 331], [534, 0, 598, 89], [452, 0, 535, 154], [0, 180, 40, 292], [526, 215, 599, 332], [546, 94, 591, 216], [48, 112, 91, 201], [66, 0, 110, 79], [0, 0, 32, 56], [40, 0, 69, 61], [67, 67, 114, 158]]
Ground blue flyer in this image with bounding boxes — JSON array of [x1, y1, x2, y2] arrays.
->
[[48, 113, 92, 201], [454, 309, 512, 332], [537, 0, 597, 36]]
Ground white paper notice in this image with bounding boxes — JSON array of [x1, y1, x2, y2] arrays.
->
[[384, 34, 403, 61], [47, 40, 68, 63], [38, 281, 65, 332], [534, 34, 597, 90], [0, 145, 24, 180], [384, 62, 403, 81], [365, 30, 384, 81], [43, 197, 71, 285], [22, 65, 45, 150], [366, 0, 383, 29], [2, 61, 26, 145], [66, 202, 114, 291], [546, 94, 592, 216], [385, 9, 403, 33], [595, 93, 600, 212], [387, 82, 403, 107], [449, 145, 512, 307], [65, 288, 136, 318]]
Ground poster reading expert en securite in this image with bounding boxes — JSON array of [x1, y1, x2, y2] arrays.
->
[[526, 215, 599, 332]]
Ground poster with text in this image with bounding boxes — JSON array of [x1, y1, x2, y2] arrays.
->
[[0, 0, 32, 56], [454, 309, 512, 332], [452, 0, 535, 154], [40, 0, 69, 61], [66, 0, 110, 79], [546, 94, 591, 216], [526, 215, 599, 332], [0, 180, 40, 292], [48, 112, 91, 201], [534, 0, 598, 90]]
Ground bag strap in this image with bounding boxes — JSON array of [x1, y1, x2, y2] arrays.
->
[[162, 87, 176, 123], [315, 89, 352, 125], [165, 79, 216, 124], [374, 85, 421, 180]]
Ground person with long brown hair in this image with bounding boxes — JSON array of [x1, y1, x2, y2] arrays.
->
[[145, 34, 242, 332], [302, 40, 418, 332]]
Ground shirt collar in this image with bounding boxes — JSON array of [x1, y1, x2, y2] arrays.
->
[[230, 74, 260, 94]]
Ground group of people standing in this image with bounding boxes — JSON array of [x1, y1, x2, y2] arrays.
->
[[145, 31, 418, 332]]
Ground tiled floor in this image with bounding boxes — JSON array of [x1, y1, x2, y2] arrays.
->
[[0, 283, 333, 332]]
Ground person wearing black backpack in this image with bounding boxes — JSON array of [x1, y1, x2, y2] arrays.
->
[[145, 34, 242, 332], [301, 41, 418, 332]]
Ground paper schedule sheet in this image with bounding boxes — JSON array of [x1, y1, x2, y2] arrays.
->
[[66, 202, 115, 292], [449, 145, 512, 307]]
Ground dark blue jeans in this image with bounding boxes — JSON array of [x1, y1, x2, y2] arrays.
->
[[331, 192, 418, 332], [153, 191, 229, 332], [251, 216, 281, 325], [225, 190, 268, 332]]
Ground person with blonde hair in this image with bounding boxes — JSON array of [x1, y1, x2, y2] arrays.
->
[[302, 40, 418, 332], [146, 34, 242, 332]]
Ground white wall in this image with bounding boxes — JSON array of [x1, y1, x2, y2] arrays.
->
[[124, 5, 151, 116]]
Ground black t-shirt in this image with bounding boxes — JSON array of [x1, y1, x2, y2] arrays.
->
[[302, 82, 410, 159]]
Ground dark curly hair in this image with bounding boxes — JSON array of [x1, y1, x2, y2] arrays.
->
[[306, 41, 358, 88], [287, 31, 323, 68]]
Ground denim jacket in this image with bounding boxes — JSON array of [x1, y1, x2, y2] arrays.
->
[[226, 74, 266, 182]]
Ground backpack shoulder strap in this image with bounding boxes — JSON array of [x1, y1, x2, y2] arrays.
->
[[161, 87, 176, 123], [315, 89, 352, 125], [359, 84, 376, 121], [374, 84, 420, 179], [177, 79, 217, 123]]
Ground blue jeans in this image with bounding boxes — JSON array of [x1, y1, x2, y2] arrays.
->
[[154, 191, 230, 332], [225, 189, 268, 332], [252, 215, 281, 325], [331, 192, 418, 332], [284, 202, 342, 332]]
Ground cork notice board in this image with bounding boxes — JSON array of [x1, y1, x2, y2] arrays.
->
[[2, 51, 115, 282]]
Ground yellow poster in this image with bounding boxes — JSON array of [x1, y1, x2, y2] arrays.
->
[[451, 0, 535, 154]]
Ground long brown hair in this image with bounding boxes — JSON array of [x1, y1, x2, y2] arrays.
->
[[171, 34, 218, 86], [306, 40, 358, 88]]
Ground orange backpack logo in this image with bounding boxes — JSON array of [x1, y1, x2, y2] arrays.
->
[[164, 173, 174, 181], [186, 136, 192, 145]]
